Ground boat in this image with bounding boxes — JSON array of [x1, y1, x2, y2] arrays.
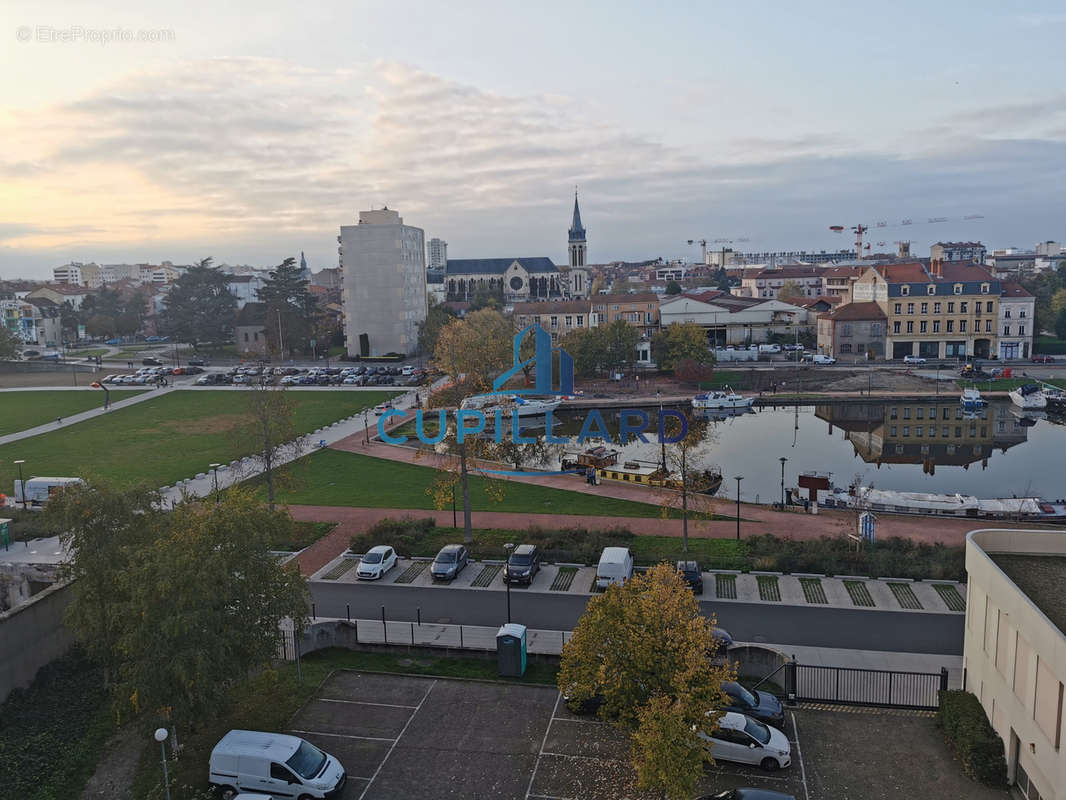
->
[[561, 446, 619, 471], [1044, 389, 1066, 411], [960, 387, 985, 411], [1009, 384, 1047, 410], [461, 394, 562, 416], [510, 396, 562, 416], [823, 486, 1066, 524], [580, 457, 723, 494], [692, 387, 754, 410]]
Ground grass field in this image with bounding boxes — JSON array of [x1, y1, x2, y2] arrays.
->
[[0, 390, 397, 490], [0, 390, 145, 436], [271, 448, 668, 517], [64, 347, 110, 358]]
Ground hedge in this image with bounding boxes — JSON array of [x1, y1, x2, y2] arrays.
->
[[936, 690, 1008, 787]]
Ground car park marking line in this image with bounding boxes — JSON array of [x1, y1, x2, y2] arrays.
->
[[790, 711, 811, 800], [549, 716, 609, 725], [289, 729, 397, 743], [357, 678, 437, 800], [319, 698, 419, 709], [540, 751, 625, 762], [524, 693, 561, 800]]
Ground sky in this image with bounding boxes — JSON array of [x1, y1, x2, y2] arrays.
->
[[2, 0, 1065, 279]]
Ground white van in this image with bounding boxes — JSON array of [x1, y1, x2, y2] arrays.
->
[[14, 477, 83, 506], [209, 730, 346, 800], [595, 547, 634, 591]]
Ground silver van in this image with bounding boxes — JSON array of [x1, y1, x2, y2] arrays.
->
[[209, 730, 346, 800]]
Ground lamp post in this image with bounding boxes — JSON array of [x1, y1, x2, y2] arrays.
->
[[14, 460, 26, 511], [362, 409, 371, 446], [503, 542, 515, 623], [734, 475, 743, 540], [153, 728, 171, 800], [657, 390, 666, 472], [779, 456, 788, 508], [452, 485, 457, 528], [209, 463, 222, 503]]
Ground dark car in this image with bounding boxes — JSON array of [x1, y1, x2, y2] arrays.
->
[[504, 544, 541, 585], [142, 356, 163, 366], [431, 544, 469, 582], [184, 365, 205, 375], [698, 789, 797, 800], [721, 681, 785, 728], [188, 357, 208, 366], [676, 560, 703, 594], [1032, 354, 1056, 363]]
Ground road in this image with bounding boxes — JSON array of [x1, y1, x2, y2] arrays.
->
[[309, 581, 964, 656]]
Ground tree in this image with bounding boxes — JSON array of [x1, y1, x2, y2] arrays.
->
[[658, 415, 716, 553], [117, 489, 307, 726], [559, 321, 638, 378], [601, 319, 640, 373], [258, 257, 319, 356], [421, 425, 504, 544], [1056, 308, 1066, 341], [469, 281, 503, 311], [1020, 271, 1062, 335], [631, 694, 709, 800], [652, 323, 713, 373], [0, 324, 19, 359], [558, 564, 728, 790], [163, 258, 238, 346], [664, 280, 682, 295], [777, 280, 806, 303], [1051, 288, 1066, 317], [714, 267, 732, 292], [233, 384, 307, 509], [417, 297, 458, 355], [433, 309, 512, 392]]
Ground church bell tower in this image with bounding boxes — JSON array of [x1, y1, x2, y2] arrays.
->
[[568, 191, 587, 268]]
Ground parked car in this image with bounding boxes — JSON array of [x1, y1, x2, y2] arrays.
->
[[401, 365, 415, 376], [1032, 354, 1056, 363], [184, 366, 205, 375], [903, 355, 927, 364], [711, 627, 735, 650], [676, 560, 703, 594], [105, 337, 122, 345], [101, 374, 119, 383], [697, 711, 791, 770], [595, 547, 634, 591], [142, 356, 163, 366], [809, 354, 836, 365], [430, 544, 469, 581], [699, 787, 797, 799], [504, 544, 541, 585], [195, 375, 216, 386], [374, 402, 394, 415], [356, 545, 397, 580], [209, 730, 347, 800], [188, 357, 208, 366], [758, 344, 782, 354], [721, 681, 785, 727]]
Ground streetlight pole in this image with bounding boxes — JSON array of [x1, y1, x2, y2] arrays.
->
[[14, 460, 26, 511], [503, 542, 514, 623], [657, 390, 666, 472], [452, 485, 457, 528], [363, 409, 371, 446], [209, 463, 222, 504], [734, 475, 743, 540], [153, 728, 171, 800], [779, 456, 788, 508]]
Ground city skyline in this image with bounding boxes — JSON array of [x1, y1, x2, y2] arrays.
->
[[3, 0, 1066, 279]]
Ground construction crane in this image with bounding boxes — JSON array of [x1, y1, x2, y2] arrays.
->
[[688, 237, 750, 266], [828, 215, 985, 260]]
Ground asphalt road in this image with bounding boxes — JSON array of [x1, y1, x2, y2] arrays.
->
[[309, 582, 965, 656]]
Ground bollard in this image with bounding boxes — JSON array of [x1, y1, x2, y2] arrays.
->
[[417, 607, 421, 626], [346, 604, 350, 622], [459, 625, 464, 650], [410, 621, 414, 644], [381, 605, 387, 644], [312, 603, 316, 621]]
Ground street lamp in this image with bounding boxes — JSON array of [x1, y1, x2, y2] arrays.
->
[[14, 460, 26, 511], [153, 728, 171, 800], [362, 409, 371, 446], [209, 463, 223, 503], [734, 476, 743, 540], [656, 390, 666, 472], [503, 542, 515, 623], [779, 456, 788, 508]]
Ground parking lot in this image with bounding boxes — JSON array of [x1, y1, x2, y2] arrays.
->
[[289, 671, 1007, 800]]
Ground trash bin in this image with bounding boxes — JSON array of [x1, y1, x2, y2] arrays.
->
[[496, 623, 527, 677]]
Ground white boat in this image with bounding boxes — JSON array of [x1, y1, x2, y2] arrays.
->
[[510, 396, 562, 416], [692, 388, 754, 410], [960, 387, 985, 410], [1009, 384, 1047, 410]]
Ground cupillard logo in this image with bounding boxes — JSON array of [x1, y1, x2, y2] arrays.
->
[[378, 325, 688, 476]]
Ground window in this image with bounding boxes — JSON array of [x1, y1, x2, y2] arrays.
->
[[576, 315, 584, 326], [903, 407, 911, 419], [890, 425, 897, 436], [960, 302, 968, 313], [841, 323, 852, 337], [1019, 325, 1025, 335], [564, 316, 572, 327], [271, 763, 294, 781], [933, 320, 941, 333], [954, 284, 963, 294], [915, 426, 923, 437], [943, 425, 950, 436], [947, 320, 954, 332], [841, 343, 852, 353], [893, 321, 901, 334], [934, 302, 941, 313], [1004, 308, 1011, 318], [920, 321, 928, 333], [894, 303, 902, 314], [959, 320, 967, 332], [1004, 325, 1011, 336], [927, 284, 936, 295], [1020, 309, 1027, 318], [906, 321, 914, 333], [901, 285, 910, 296], [981, 283, 989, 294], [890, 407, 898, 420], [902, 426, 910, 436], [907, 303, 915, 314], [921, 303, 928, 314], [243, 332, 249, 342], [986, 301, 993, 313], [943, 408, 950, 420], [871, 322, 882, 336], [916, 407, 924, 419], [985, 319, 991, 332], [948, 302, 955, 313]]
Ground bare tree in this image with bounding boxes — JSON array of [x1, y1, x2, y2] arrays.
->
[[657, 414, 717, 553], [234, 384, 307, 509]]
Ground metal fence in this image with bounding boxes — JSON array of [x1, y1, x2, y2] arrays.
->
[[790, 663, 948, 710]]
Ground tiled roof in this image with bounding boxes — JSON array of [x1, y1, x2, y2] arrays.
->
[[235, 302, 267, 326], [1001, 282, 1034, 298], [594, 292, 659, 304], [875, 262, 929, 282], [825, 302, 887, 321], [446, 257, 557, 275], [938, 262, 995, 282], [797, 295, 842, 308], [516, 300, 591, 315], [750, 266, 823, 279]]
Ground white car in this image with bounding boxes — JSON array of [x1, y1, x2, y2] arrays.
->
[[356, 546, 397, 580], [698, 711, 791, 770], [374, 402, 394, 415], [810, 354, 836, 365], [903, 355, 927, 364], [401, 365, 415, 376]]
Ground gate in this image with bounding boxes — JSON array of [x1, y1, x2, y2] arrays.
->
[[790, 663, 948, 710]]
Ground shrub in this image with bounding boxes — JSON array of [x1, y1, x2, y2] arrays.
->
[[743, 534, 965, 581], [936, 690, 1008, 787]]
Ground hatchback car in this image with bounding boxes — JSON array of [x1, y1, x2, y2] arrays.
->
[[697, 711, 791, 770], [676, 560, 703, 594], [504, 544, 541, 585], [356, 546, 398, 580], [431, 544, 469, 581], [1032, 354, 1056, 363], [903, 355, 926, 364], [187, 358, 208, 366], [698, 788, 797, 800], [142, 356, 163, 366], [721, 681, 785, 727]]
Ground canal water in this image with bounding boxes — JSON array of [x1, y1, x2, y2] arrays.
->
[[540, 399, 1066, 502]]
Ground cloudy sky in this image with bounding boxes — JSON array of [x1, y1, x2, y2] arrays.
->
[[3, 0, 1065, 279]]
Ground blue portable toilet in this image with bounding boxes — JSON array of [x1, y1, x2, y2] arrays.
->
[[496, 623, 527, 677]]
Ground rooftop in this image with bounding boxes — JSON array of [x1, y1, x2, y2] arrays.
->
[[1001, 281, 1034, 298], [989, 553, 1066, 637], [446, 257, 557, 275], [825, 301, 887, 321]]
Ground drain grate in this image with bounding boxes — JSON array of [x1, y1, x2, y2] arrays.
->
[[799, 577, 827, 604], [888, 582, 923, 610], [715, 573, 737, 600], [757, 575, 781, 602], [550, 567, 578, 591], [321, 558, 358, 580], [394, 561, 429, 584], [844, 580, 875, 607], [933, 583, 966, 612], [471, 564, 502, 587]]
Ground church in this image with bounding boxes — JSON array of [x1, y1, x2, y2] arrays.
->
[[443, 194, 590, 303]]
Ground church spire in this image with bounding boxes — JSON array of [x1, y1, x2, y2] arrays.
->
[[568, 190, 585, 242], [567, 189, 587, 268]]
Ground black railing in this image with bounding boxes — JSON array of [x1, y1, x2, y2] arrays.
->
[[788, 662, 948, 710]]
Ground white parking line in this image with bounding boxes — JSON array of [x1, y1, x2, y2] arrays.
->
[[549, 716, 609, 725], [320, 698, 419, 709], [525, 693, 561, 799], [289, 729, 396, 743], [540, 751, 624, 762], [790, 711, 811, 800], [358, 679, 437, 800]]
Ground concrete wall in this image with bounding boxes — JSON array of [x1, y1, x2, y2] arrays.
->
[[0, 580, 73, 703]]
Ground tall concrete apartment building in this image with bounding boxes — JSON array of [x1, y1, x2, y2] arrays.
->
[[427, 238, 448, 272], [340, 208, 427, 357]]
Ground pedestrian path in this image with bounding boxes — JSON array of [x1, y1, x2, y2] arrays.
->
[[0, 387, 170, 446]]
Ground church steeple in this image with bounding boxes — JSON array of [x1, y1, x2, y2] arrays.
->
[[567, 190, 587, 268]]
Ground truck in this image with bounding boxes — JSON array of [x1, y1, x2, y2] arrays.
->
[[14, 477, 83, 506]]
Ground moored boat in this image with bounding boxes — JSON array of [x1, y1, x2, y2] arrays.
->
[[1009, 384, 1047, 410], [960, 387, 985, 410], [692, 387, 754, 410]]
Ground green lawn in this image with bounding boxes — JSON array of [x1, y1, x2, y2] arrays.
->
[[65, 347, 110, 358], [131, 649, 556, 799], [0, 390, 145, 436], [271, 448, 670, 517], [0, 390, 398, 489]]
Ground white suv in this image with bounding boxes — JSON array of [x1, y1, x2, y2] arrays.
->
[[903, 355, 927, 364]]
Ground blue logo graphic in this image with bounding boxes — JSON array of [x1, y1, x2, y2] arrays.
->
[[493, 325, 574, 397]]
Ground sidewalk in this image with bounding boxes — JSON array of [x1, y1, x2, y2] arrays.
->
[[0, 387, 167, 446]]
